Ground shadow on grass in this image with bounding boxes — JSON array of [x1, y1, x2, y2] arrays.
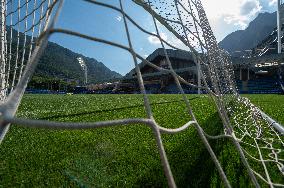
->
[[133, 113, 261, 187], [39, 97, 200, 120], [134, 112, 225, 187]]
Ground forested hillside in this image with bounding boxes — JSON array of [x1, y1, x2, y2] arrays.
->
[[6, 27, 121, 89]]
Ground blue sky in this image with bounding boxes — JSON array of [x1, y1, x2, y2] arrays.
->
[[48, 0, 278, 75]]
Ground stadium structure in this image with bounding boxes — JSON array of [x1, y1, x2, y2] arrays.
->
[[114, 48, 199, 94], [230, 23, 284, 94], [39, 15, 284, 95], [99, 19, 284, 95], [109, 45, 284, 94]]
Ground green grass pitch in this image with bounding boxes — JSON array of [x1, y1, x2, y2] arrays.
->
[[0, 94, 283, 187]]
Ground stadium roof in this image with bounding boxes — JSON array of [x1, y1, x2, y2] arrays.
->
[[124, 48, 195, 79], [146, 48, 194, 62]]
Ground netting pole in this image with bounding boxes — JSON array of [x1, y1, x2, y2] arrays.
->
[[5, 0, 13, 95], [18, 0, 30, 82], [277, 0, 282, 54], [10, 0, 21, 92], [27, 0, 38, 63], [38, 0, 46, 36], [0, 0, 6, 101]]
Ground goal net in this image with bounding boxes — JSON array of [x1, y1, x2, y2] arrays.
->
[[0, 0, 283, 187]]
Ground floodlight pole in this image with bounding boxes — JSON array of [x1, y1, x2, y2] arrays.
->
[[77, 57, 88, 85], [84, 66, 88, 85], [0, 0, 6, 101], [277, 0, 283, 54]]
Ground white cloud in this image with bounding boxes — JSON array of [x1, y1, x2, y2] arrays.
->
[[269, 0, 277, 6], [269, 0, 277, 7], [240, 0, 262, 15], [202, 0, 263, 39], [205, 0, 261, 29], [146, 0, 264, 46], [147, 31, 189, 50], [148, 32, 168, 45], [115, 16, 122, 22]]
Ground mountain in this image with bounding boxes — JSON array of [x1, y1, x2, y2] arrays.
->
[[36, 42, 122, 83], [250, 25, 280, 56], [6, 27, 122, 84], [219, 12, 277, 54]]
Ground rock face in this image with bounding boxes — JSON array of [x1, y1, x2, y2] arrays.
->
[[219, 12, 277, 54]]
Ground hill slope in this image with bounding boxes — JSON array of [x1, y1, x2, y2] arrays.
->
[[219, 12, 277, 54], [37, 42, 122, 83], [7, 27, 122, 84]]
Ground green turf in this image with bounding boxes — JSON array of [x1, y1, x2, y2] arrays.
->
[[0, 94, 283, 187]]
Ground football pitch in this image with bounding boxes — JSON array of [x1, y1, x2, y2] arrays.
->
[[0, 94, 283, 187]]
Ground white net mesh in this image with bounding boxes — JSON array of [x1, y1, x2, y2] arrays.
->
[[0, 0, 283, 187], [1, 0, 58, 100]]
